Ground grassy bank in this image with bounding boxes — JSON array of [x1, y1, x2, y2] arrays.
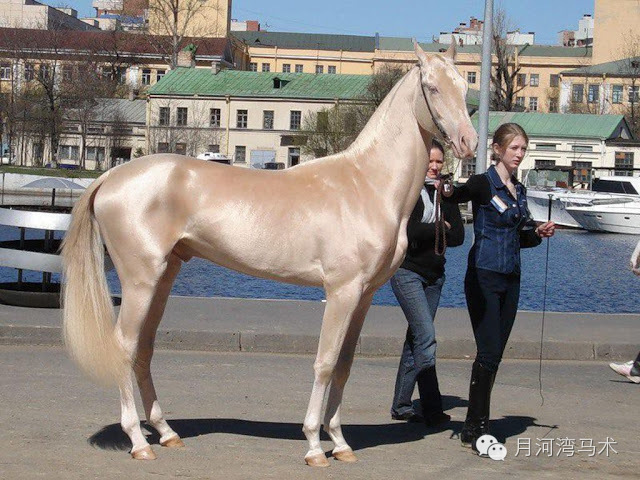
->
[[0, 166, 102, 178]]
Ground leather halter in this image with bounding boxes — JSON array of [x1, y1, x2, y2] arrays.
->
[[418, 67, 451, 147]]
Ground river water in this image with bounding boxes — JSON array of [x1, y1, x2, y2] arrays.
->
[[1, 225, 638, 314]]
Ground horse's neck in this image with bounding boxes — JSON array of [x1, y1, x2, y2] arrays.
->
[[346, 67, 432, 217]]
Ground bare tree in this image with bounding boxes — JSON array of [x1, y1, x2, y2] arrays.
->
[[146, 0, 221, 69], [619, 32, 640, 137], [490, 7, 526, 111]]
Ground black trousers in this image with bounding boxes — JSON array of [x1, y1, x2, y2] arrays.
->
[[464, 267, 521, 373]]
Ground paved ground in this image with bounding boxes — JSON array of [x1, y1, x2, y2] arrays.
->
[[0, 296, 638, 360], [1, 345, 637, 480]]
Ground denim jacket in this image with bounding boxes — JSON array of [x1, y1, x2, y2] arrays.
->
[[466, 166, 541, 274]]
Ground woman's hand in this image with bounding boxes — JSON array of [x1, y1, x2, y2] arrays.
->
[[630, 239, 640, 276], [536, 221, 556, 238]]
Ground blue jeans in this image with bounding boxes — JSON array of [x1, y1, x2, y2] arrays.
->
[[390, 268, 445, 416]]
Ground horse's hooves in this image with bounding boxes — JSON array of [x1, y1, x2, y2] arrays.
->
[[161, 436, 185, 448], [305, 453, 330, 467], [131, 446, 157, 460], [333, 448, 358, 463]]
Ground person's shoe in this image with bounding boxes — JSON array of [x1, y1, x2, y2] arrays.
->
[[609, 361, 640, 384], [424, 411, 451, 427], [391, 411, 425, 423]]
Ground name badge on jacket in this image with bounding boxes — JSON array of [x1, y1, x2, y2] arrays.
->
[[490, 195, 508, 214]]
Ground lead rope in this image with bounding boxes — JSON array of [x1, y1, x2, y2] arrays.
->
[[434, 178, 454, 256], [538, 194, 553, 406]]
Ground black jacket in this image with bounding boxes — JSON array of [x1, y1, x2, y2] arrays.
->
[[400, 185, 465, 283]]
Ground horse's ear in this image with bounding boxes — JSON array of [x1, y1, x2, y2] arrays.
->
[[414, 40, 429, 67], [445, 36, 457, 61]]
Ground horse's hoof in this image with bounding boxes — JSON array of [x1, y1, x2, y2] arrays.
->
[[333, 448, 358, 463], [161, 436, 185, 448], [131, 446, 156, 460], [305, 453, 330, 467]]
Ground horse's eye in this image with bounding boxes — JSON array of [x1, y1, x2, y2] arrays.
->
[[428, 85, 439, 94]]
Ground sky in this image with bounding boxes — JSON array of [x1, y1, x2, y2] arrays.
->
[[63, 0, 594, 46]]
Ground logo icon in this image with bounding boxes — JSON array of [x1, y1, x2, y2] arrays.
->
[[476, 434, 508, 460]]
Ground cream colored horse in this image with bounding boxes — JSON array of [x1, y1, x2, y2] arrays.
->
[[631, 239, 640, 275], [61, 42, 477, 467]]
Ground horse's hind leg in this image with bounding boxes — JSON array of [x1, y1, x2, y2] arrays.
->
[[115, 256, 178, 460], [133, 254, 184, 449], [303, 281, 363, 467], [324, 292, 373, 463]]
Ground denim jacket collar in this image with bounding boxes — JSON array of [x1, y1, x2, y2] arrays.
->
[[487, 165, 520, 191]]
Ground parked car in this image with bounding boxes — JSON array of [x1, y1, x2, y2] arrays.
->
[[196, 152, 231, 164]]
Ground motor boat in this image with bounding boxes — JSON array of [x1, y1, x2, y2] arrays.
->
[[565, 196, 640, 234], [525, 172, 640, 229], [196, 152, 232, 164]]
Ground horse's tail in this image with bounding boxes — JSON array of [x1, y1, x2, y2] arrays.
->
[[61, 172, 128, 386]]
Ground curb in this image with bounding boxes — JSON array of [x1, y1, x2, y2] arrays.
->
[[1, 324, 637, 361]]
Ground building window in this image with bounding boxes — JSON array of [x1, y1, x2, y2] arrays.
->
[[572, 84, 584, 103], [461, 157, 476, 177], [62, 65, 73, 82], [249, 62, 257, 72], [207, 144, 220, 153], [141, 69, 151, 86], [24, 63, 34, 81], [550, 74, 560, 88], [288, 147, 300, 167], [157, 142, 169, 153], [615, 152, 634, 176], [515, 96, 525, 108], [39, 64, 50, 80], [282, 63, 291, 73], [159, 107, 170, 126], [156, 70, 165, 82], [0, 63, 10, 80], [467, 71, 476, 84], [328, 65, 337, 74], [549, 98, 558, 112], [290, 110, 301, 130], [235, 145, 246, 163], [530, 74, 539, 87], [535, 143, 558, 151], [315, 65, 324, 74], [572, 161, 592, 184], [572, 144, 593, 153], [176, 107, 188, 127], [612, 85, 623, 104], [630, 86, 640, 103], [517, 73, 526, 87], [86, 146, 105, 163], [261, 63, 271, 72], [295, 64, 303, 73], [535, 159, 556, 169], [210, 108, 221, 127], [237, 110, 248, 128], [587, 84, 599, 103], [529, 97, 538, 111], [58, 145, 79, 161], [263, 110, 274, 130], [175, 143, 186, 155]]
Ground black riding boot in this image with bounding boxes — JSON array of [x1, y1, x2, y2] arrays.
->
[[417, 366, 451, 427], [460, 361, 496, 450]]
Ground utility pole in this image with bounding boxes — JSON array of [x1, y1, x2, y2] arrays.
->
[[476, 0, 494, 174]]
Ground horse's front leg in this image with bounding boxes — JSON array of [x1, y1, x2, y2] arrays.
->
[[323, 292, 373, 463], [303, 281, 363, 467]]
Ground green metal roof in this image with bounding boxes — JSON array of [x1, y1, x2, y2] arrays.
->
[[233, 31, 376, 52], [562, 56, 640, 77], [148, 68, 371, 100], [378, 37, 592, 58], [470, 112, 629, 140]]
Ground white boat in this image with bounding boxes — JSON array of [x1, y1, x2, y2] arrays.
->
[[565, 197, 640, 234], [526, 176, 640, 228]]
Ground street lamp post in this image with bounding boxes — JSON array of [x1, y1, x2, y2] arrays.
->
[[476, 0, 494, 174]]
